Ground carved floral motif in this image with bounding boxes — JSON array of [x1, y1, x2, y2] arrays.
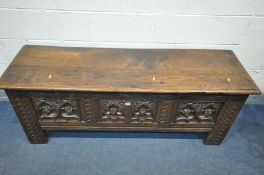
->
[[33, 98, 80, 121], [131, 101, 155, 123], [175, 102, 222, 123], [101, 101, 125, 121]]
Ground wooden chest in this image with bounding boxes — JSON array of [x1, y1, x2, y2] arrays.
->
[[0, 46, 260, 144]]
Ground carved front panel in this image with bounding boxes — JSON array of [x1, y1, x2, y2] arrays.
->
[[33, 98, 80, 121], [172, 102, 222, 124], [131, 101, 156, 124], [22, 91, 227, 128]]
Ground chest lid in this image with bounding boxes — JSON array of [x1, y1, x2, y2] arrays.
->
[[0, 45, 260, 95]]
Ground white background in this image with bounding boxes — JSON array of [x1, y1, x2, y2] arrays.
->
[[0, 0, 263, 92]]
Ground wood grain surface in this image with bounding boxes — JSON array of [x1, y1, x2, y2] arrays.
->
[[0, 45, 260, 94]]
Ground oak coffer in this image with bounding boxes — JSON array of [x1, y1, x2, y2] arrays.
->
[[0, 45, 261, 145]]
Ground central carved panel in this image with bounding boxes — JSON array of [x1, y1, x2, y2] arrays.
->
[[30, 92, 225, 128]]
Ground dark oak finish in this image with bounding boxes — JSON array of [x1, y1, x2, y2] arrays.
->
[[0, 46, 261, 145]]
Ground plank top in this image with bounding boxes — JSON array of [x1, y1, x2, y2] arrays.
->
[[0, 45, 260, 94]]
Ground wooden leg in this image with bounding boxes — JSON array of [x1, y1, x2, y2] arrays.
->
[[8, 95, 48, 144], [204, 95, 247, 145]]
